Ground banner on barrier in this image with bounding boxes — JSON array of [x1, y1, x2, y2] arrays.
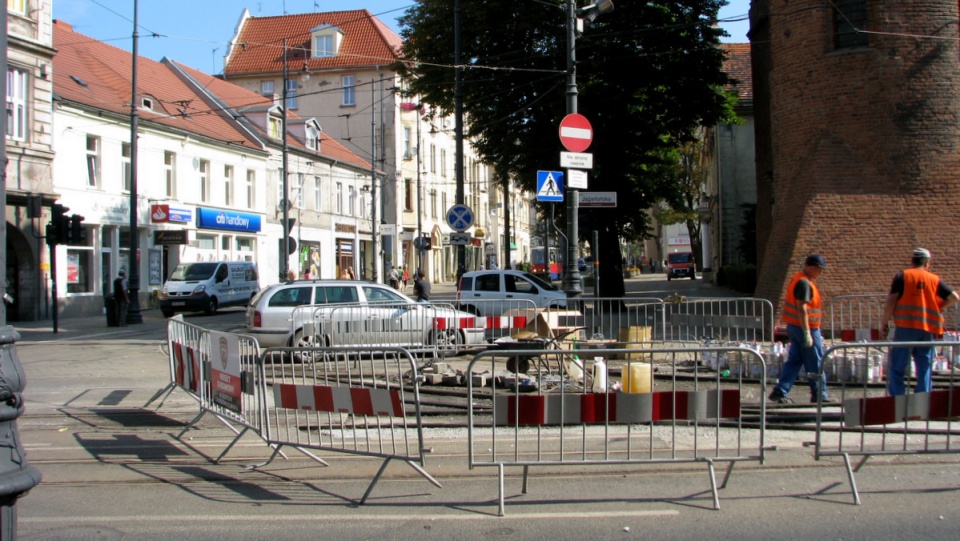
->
[[208, 330, 243, 413]]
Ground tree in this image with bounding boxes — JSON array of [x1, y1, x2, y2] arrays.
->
[[397, 0, 736, 295], [654, 138, 707, 271]]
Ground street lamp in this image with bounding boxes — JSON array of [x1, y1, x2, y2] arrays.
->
[[127, 0, 143, 324], [562, 0, 613, 297]]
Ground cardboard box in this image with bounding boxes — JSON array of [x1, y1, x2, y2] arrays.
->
[[618, 325, 652, 359], [503, 308, 583, 340]]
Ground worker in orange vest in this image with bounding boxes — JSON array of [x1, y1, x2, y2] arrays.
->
[[881, 248, 959, 396], [769, 254, 830, 404]]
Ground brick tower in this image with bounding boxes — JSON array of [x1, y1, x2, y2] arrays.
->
[[750, 1, 960, 317]]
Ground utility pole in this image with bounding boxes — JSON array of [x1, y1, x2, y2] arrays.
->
[[126, 0, 143, 323], [454, 0, 466, 279], [370, 78, 379, 283]]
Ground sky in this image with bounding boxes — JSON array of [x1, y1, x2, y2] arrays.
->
[[54, 0, 752, 75]]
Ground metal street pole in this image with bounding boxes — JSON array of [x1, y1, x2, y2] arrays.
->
[[562, 0, 583, 297], [370, 79, 380, 283], [454, 0, 466, 280], [416, 106, 424, 272], [126, 0, 143, 323], [280, 39, 291, 281]]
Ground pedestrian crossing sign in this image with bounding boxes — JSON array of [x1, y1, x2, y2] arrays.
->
[[536, 170, 564, 202]]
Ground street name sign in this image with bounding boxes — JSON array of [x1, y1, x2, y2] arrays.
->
[[579, 192, 617, 207]]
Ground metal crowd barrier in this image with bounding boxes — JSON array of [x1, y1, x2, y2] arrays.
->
[[292, 301, 479, 358], [467, 345, 767, 515], [154, 317, 274, 463], [815, 341, 960, 504], [546, 297, 663, 343], [662, 297, 774, 344], [828, 294, 887, 343], [258, 345, 441, 503], [451, 298, 539, 342]]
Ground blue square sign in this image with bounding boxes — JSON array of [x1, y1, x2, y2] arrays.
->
[[536, 170, 564, 202]]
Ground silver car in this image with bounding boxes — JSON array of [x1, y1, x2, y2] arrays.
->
[[245, 280, 486, 351]]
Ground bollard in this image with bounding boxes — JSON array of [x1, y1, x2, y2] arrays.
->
[[0, 327, 42, 540]]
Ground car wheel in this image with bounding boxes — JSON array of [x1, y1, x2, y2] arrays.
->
[[431, 329, 463, 357], [204, 298, 218, 315], [667, 275, 672, 282], [161, 308, 175, 318], [291, 329, 324, 363]]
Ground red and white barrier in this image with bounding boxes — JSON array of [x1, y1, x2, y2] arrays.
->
[[843, 389, 960, 427], [839, 328, 883, 342], [494, 390, 740, 425], [172, 341, 202, 394], [272, 383, 404, 417], [432, 315, 528, 331]]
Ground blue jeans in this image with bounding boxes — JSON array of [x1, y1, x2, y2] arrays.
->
[[887, 326, 935, 396], [773, 324, 827, 399]]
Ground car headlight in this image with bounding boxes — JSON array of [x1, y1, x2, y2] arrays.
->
[[191, 284, 207, 296]]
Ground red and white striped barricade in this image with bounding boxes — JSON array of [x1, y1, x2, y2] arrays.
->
[[449, 299, 539, 342], [546, 296, 663, 344], [828, 294, 887, 344], [815, 341, 960, 504], [148, 315, 205, 408], [467, 345, 766, 516], [258, 345, 440, 504], [295, 301, 481, 358]]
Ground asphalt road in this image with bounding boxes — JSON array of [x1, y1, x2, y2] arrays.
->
[[10, 274, 960, 540]]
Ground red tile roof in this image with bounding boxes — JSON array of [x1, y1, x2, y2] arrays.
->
[[722, 43, 752, 102], [171, 61, 371, 170], [53, 20, 263, 150], [224, 10, 401, 76]]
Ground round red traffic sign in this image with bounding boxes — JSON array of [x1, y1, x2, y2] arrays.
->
[[558, 113, 593, 152]]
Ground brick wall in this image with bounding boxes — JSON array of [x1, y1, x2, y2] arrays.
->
[[751, 1, 960, 317]]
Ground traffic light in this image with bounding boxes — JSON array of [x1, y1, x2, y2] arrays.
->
[[47, 203, 70, 246], [69, 214, 87, 245]]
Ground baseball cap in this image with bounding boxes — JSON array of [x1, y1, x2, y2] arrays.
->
[[804, 254, 827, 269], [913, 247, 932, 260]]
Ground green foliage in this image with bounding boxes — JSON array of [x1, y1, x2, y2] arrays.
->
[[717, 264, 757, 294], [397, 0, 734, 246]]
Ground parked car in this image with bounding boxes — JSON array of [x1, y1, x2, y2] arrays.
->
[[456, 270, 568, 316], [245, 280, 486, 350], [160, 261, 259, 317]]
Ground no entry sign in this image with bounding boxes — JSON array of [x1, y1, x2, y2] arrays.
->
[[558, 113, 593, 153]]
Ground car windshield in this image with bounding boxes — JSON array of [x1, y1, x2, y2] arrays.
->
[[168, 263, 218, 281], [521, 272, 557, 290], [668, 253, 693, 264]]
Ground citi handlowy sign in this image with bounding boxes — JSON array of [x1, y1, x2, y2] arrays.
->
[[196, 207, 262, 233]]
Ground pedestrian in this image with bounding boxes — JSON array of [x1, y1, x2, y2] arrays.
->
[[389, 265, 400, 289], [880, 248, 959, 396], [769, 254, 831, 404], [114, 270, 129, 326], [413, 269, 431, 302], [347, 266, 355, 280], [402, 266, 409, 290]]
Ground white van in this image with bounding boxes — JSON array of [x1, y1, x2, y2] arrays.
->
[[159, 261, 259, 317], [456, 269, 568, 316]]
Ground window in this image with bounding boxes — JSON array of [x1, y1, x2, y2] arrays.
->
[[313, 176, 322, 211], [305, 124, 319, 151], [260, 80, 275, 95], [430, 145, 436, 174], [403, 127, 412, 158], [348, 186, 355, 216], [341, 76, 355, 106], [224, 165, 234, 206], [66, 247, 95, 294], [268, 116, 282, 139], [7, 0, 27, 15], [476, 274, 500, 292], [441, 149, 447, 178], [245, 170, 256, 209], [5, 67, 27, 141], [85, 135, 101, 188], [268, 286, 314, 307], [314, 35, 334, 58], [164, 151, 176, 198], [404, 178, 413, 211], [199, 159, 210, 203], [336, 182, 343, 214], [121, 142, 131, 192], [834, 0, 867, 49], [285, 79, 298, 110], [296, 173, 305, 208], [430, 190, 437, 218]]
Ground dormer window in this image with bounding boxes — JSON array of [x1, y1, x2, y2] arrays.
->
[[311, 25, 343, 58], [305, 125, 319, 151], [141, 97, 154, 110]]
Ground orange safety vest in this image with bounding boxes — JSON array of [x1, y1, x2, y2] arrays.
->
[[892, 268, 945, 334], [782, 271, 822, 329]]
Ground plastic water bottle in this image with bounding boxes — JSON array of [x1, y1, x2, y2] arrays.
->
[[592, 357, 607, 393]]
